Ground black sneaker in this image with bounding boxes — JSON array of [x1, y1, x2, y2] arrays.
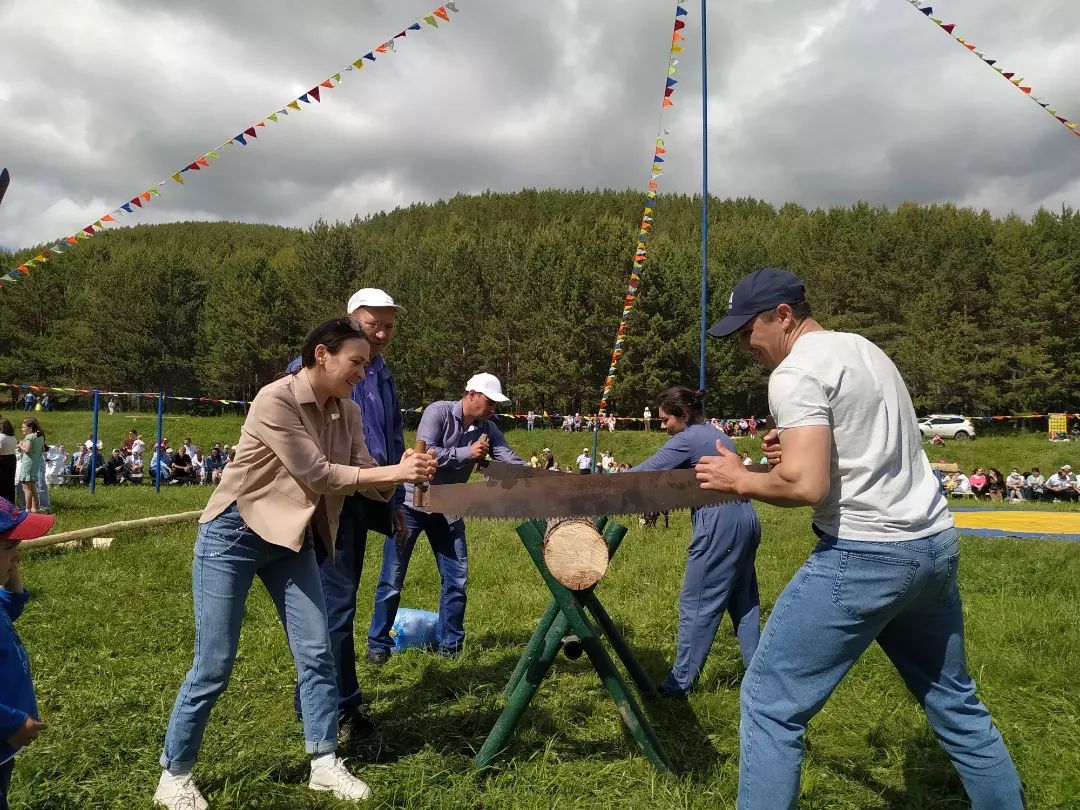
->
[[366, 648, 390, 666], [339, 708, 377, 742]]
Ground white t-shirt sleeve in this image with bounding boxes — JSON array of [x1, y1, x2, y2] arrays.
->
[[769, 366, 831, 430]]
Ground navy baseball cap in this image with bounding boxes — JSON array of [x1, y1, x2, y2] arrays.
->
[[0, 496, 54, 542], [707, 268, 806, 338]]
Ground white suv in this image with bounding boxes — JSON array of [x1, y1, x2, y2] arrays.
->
[[919, 414, 975, 440]]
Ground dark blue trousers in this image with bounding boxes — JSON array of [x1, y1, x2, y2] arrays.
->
[[368, 507, 468, 655], [294, 494, 369, 718], [0, 757, 13, 810]]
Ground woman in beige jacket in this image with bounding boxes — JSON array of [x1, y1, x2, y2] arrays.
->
[[154, 318, 435, 809]]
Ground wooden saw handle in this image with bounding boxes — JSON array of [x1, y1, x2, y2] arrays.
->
[[412, 439, 430, 508]]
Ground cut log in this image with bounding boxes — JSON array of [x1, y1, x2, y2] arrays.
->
[[543, 519, 608, 591]]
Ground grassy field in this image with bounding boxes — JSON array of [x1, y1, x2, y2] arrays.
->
[[7, 422, 1080, 808]]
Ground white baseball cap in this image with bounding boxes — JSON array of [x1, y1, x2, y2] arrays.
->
[[465, 372, 509, 403], [347, 288, 406, 315]]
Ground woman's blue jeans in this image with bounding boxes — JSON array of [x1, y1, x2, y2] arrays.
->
[[160, 504, 338, 773], [739, 528, 1023, 810]]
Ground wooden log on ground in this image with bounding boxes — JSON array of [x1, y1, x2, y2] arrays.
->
[[22, 510, 203, 551], [543, 519, 608, 591]]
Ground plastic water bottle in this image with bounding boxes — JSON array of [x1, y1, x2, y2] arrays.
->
[[391, 607, 439, 653]]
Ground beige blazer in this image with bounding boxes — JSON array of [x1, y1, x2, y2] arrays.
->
[[202, 370, 389, 554]]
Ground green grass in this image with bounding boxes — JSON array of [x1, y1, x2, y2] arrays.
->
[[7, 424, 1080, 808]]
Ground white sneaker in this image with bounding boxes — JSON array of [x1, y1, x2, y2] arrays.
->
[[309, 756, 372, 801], [153, 770, 209, 810]]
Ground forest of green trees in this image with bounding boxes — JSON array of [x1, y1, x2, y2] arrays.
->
[[2, 190, 1079, 418]]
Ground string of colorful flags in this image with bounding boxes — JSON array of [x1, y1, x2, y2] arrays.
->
[[906, 0, 1078, 139], [2, 2, 461, 287], [597, 2, 688, 416]]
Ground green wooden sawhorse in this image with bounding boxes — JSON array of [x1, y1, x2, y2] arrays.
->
[[474, 516, 672, 774]]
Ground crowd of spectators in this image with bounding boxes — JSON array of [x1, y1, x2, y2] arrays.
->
[[938, 463, 1080, 503], [58, 431, 235, 487]]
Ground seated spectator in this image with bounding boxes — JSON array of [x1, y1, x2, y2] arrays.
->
[[131, 433, 146, 460], [149, 448, 172, 483], [44, 444, 67, 486], [1024, 467, 1045, 501], [930, 434, 946, 447], [1005, 469, 1025, 502], [169, 445, 194, 484], [986, 468, 1006, 502], [951, 471, 972, 496], [81, 444, 106, 486], [969, 467, 988, 498], [202, 446, 226, 485], [1044, 467, 1077, 502], [123, 430, 138, 453], [104, 449, 127, 485], [543, 448, 557, 471]]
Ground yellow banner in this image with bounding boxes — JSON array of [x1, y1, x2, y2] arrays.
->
[[1049, 413, 1068, 441]]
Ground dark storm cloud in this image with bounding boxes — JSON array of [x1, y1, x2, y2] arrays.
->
[[1, 0, 1077, 251]]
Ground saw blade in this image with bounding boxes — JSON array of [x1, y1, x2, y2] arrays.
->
[[481, 461, 565, 482], [428, 468, 741, 519]]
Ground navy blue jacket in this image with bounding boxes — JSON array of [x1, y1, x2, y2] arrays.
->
[[0, 588, 37, 764]]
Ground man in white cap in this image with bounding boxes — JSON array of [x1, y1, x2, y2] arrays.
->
[[367, 373, 526, 660], [287, 288, 406, 739]]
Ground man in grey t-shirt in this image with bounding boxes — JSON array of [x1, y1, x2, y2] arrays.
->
[[696, 268, 1022, 810]]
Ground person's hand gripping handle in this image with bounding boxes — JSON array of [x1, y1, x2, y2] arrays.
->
[[412, 440, 430, 508]]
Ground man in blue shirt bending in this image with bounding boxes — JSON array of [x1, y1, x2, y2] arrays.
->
[[368, 373, 525, 661]]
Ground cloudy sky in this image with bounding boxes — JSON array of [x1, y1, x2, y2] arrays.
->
[[1, 0, 1078, 252]]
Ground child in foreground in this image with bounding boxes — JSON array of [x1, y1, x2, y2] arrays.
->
[[0, 497, 54, 810]]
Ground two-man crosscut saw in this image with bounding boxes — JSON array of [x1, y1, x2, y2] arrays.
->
[[428, 461, 741, 519]]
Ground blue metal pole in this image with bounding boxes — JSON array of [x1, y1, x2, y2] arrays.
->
[[699, 0, 709, 392], [90, 389, 100, 494], [155, 392, 164, 493]]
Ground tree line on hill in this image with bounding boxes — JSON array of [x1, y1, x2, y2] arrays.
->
[[2, 190, 1079, 418]]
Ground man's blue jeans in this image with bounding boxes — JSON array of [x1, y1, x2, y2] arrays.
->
[[293, 495, 369, 718], [738, 528, 1023, 810], [368, 507, 468, 655], [161, 504, 338, 774]]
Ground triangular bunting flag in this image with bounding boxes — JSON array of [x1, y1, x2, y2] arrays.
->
[[206, 150, 219, 159], [375, 44, 391, 54], [664, 87, 674, 97], [352, 59, 365, 69], [196, 157, 209, 167], [363, 52, 376, 61], [674, 19, 686, 31], [673, 31, 685, 42], [320, 79, 334, 89], [171, 173, 184, 184], [434, 6, 450, 21], [92, 220, 102, 229], [920, 5, 933, 14], [676, 5, 688, 15], [149, 186, 160, 197], [1003, 72, 1014, 79], [965, 44, 976, 51], [288, 100, 301, 110], [186, 162, 201, 171], [408, 22, 422, 30], [423, 14, 437, 27], [666, 77, 677, 88], [394, 30, 408, 38], [130, 197, 142, 208], [662, 96, 674, 106], [445, 1, 459, 11], [1020, 86, 1032, 93], [234, 134, 248, 145], [299, 93, 311, 103], [941, 23, 955, 33], [66, 236, 79, 244], [332, 73, 341, 82], [139, 192, 151, 203], [671, 45, 684, 53], [83, 226, 96, 235], [268, 114, 279, 123], [309, 87, 322, 102], [245, 126, 258, 137], [984, 59, 996, 66], [101, 214, 115, 222]]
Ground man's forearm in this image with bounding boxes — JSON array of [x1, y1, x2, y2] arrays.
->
[[736, 466, 824, 508]]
